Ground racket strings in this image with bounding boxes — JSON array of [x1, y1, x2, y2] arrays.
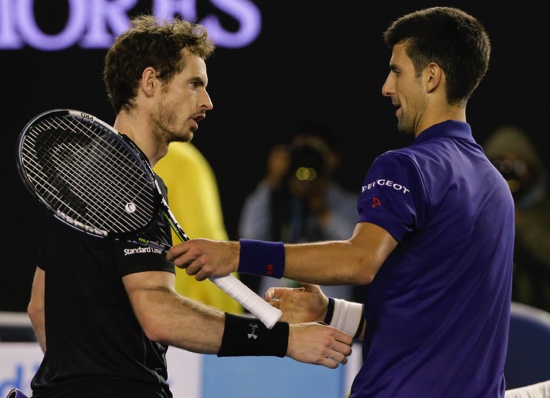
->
[[67, 118, 153, 229], [20, 114, 159, 234]]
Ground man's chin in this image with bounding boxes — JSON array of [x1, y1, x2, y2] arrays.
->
[[396, 121, 414, 136], [169, 133, 193, 144], [180, 130, 194, 142]]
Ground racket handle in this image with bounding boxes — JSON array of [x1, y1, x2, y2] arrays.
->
[[209, 274, 282, 329]]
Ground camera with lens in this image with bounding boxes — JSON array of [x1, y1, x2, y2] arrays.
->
[[287, 142, 328, 183]]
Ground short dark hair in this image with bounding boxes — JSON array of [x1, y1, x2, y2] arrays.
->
[[103, 15, 215, 113], [383, 7, 491, 106]]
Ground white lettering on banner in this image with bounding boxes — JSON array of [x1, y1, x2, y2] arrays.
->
[[81, 0, 140, 49], [362, 179, 410, 194], [198, 0, 261, 48], [0, 0, 262, 50]]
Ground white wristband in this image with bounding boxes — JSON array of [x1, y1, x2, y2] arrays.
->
[[330, 298, 363, 338]]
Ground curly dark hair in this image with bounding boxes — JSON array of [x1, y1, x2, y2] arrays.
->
[[383, 7, 491, 106], [103, 15, 215, 113]]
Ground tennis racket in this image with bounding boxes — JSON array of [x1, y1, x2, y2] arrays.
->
[[16, 109, 282, 329]]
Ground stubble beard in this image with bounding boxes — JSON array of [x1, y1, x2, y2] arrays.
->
[[154, 103, 193, 145], [396, 113, 414, 137]]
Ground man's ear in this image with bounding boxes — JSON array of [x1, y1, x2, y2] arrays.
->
[[425, 62, 443, 93], [141, 67, 157, 96]]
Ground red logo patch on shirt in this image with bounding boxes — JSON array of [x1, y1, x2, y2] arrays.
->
[[372, 197, 382, 208]]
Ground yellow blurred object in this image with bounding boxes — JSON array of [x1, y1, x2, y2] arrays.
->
[[154, 142, 244, 314]]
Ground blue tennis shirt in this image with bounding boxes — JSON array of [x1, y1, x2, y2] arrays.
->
[[351, 121, 515, 397]]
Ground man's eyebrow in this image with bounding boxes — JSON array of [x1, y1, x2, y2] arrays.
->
[[190, 75, 207, 86], [389, 63, 400, 72]]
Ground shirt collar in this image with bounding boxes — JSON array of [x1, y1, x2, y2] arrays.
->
[[413, 120, 473, 145]]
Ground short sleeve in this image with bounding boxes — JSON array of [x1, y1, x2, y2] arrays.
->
[[357, 151, 426, 242]]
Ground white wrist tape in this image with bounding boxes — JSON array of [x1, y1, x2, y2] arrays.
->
[[330, 298, 363, 338]]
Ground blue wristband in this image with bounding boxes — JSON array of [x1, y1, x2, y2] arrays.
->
[[324, 297, 335, 324], [238, 239, 285, 278]]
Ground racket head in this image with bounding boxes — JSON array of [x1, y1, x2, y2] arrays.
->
[[16, 109, 162, 238]]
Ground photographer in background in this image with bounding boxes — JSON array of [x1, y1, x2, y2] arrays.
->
[[238, 122, 361, 302], [485, 125, 550, 312]]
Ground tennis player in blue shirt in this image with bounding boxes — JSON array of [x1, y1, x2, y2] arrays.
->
[[168, 7, 515, 397]]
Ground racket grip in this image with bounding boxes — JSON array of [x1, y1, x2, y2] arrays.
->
[[209, 274, 282, 329]]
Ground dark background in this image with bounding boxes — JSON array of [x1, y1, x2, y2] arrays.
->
[[2, 0, 548, 311]]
